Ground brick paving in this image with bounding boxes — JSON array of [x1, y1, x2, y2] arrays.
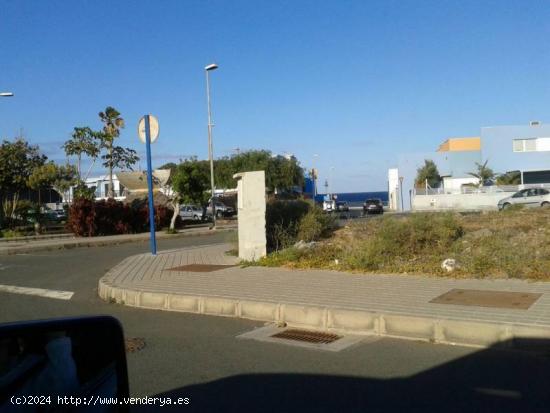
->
[[101, 243, 550, 328]]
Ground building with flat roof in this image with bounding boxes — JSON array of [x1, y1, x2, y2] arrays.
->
[[437, 137, 481, 191], [389, 121, 550, 211], [481, 122, 550, 184]]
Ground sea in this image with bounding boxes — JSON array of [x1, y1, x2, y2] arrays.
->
[[314, 191, 388, 207]]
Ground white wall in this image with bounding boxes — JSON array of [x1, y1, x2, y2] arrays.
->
[[388, 168, 399, 210], [413, 192, 514, 211], [442, 177, 479, 192]]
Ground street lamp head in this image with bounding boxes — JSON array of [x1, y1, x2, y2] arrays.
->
[[0, 92, 14, 97], [205, 63, 218, 71]]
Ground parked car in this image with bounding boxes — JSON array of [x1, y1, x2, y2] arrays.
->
[[335, 201, 349, 212], [498, 188, 550, 210], [43, 208, 66, 222], [363, 198, 384, 215], [179, 205, 204, 220], [206, 199, 235, 218]]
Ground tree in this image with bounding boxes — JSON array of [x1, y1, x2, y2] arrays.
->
[[468, 160, 495, 187], [496, 170, 521, 186], [0, 138, 46, 223], [99, 106, 128, 198], [28, 162, 78, 201], [28, 162, 77, 227], [415, 160, 441, 188], [213, 150, 304, 192], [168, 158, 210, 230], [103, 145, 139, 173], [62, 127, 101, 181]]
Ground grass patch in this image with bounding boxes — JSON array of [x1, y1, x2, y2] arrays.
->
[[0, 229, 25, 238], [254, 208, 550, 280]]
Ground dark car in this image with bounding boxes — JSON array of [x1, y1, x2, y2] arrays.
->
[[363, 198, 384, 215], [335, 201, 349, 212]]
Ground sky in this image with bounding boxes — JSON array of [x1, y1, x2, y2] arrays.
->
[[1, 0, 550, 192]]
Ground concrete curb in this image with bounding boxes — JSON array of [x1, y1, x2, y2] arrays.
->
[[0, 227, 236, 255], [98, 275, 550, 352]]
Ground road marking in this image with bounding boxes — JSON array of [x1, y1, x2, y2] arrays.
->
[[0, 284, 74, 300]]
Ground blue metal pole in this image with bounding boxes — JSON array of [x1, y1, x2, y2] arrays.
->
[[144, 115, 157, 255]]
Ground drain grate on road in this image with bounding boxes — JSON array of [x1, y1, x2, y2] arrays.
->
[[125, 337, 146, 353], [166, 264, 236, 273], [237, 325, 374, 352], [271, 329, 342, 344], [430, 288, 542, 310]]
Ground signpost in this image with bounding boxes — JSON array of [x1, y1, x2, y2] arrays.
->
[[138, 115, 159, 255]]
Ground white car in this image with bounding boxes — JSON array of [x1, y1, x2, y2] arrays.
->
[[498, 188, 550, 210], [179, 205, 203, 220]]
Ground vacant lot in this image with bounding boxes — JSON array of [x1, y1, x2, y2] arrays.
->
[[257, 208, 550, 280]]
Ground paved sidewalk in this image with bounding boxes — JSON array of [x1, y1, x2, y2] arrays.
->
[[0, 226, 236, 255], [100, 243, 550, 349]]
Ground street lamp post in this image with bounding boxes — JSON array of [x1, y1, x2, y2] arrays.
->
[[205, 63, 218, 227], [329, 166, 335, 196]]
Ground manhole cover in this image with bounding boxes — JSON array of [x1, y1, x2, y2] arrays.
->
[[166, 264, 236, 272], [125, 337, 146, 353], [271, 329, 342, 344], [430, 289, 542, 310]]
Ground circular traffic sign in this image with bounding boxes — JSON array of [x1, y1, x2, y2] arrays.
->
[[138, 115, 159, 144]]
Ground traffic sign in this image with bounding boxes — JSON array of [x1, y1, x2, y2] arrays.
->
[[138, 115, 159, 143], [138, 114, 159, 256]]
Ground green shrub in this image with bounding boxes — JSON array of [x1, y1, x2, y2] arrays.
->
[[0, 229, 24, 238], [297, 207, 336, 242], [265, 200, 336, 251], [265, 200, 310, 251]]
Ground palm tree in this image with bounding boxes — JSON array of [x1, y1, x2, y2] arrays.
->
[[99, 107, 125, 197], [467, 160, 495, 187]]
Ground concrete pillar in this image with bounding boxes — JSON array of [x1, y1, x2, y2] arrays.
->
[[233, 171, 267, 261]]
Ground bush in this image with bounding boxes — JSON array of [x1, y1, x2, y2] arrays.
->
[[265, 200, 336, 251], [67, 198, 173, 237], [0, 229, 25, 238], [297, 207, 337, 242], [266, 200, 310, 251]]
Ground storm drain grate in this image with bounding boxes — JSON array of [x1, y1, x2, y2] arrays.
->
[[166, 264, 236, 272], [271, 329, 342, 344], [125, 337, 146, 353]]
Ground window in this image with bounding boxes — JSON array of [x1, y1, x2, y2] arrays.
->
[[540, 189, 549, 195], [513, 190, 528, 198], [525, 139, 537, 151], [512, 138, 550, 152]]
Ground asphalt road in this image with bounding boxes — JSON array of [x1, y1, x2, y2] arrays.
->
[[1, 233, 549, 412]]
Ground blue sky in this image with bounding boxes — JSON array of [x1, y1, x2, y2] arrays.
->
[[1, 0, 549, 192]]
